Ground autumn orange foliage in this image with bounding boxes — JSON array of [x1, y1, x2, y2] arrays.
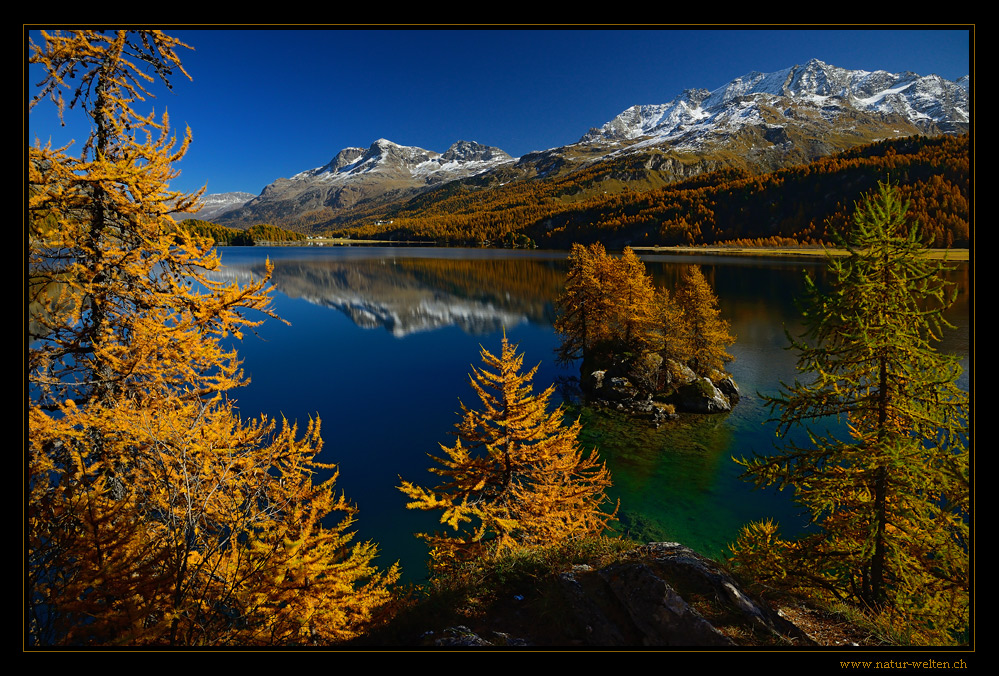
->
[[554, 244, 734, 390], [673, 265, 735, 376], [327, 135, 967, 250], [28, 30, 397, 646], [399, 336, 617, 571]]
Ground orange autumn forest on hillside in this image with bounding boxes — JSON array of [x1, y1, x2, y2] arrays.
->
[[322, 135, 967, 250]]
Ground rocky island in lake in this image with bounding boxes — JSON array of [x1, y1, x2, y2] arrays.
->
[[556, 244, 738, 425]]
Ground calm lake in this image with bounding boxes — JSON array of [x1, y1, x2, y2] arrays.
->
[[214, 246, 971, 583]]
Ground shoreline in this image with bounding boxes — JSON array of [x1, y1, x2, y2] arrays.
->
[[632, 245, 969, 261], [259, 240, 970, 261]]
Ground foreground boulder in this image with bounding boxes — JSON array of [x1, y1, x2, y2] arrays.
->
[[552, 542, 808, 646], [407, 542, 812, 647]]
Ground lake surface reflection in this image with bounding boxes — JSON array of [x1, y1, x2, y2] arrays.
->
[[215, 246, 970, 583]]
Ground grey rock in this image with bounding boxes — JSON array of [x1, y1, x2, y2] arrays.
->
[[428, 626, 525, 647], [673, 376, 732, 413], [598, 562, 734, 646], [550, 542, 812, 646], [710, 369, 741, 404]]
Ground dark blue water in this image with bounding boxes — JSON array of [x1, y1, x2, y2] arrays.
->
[[214, 246, 970, 583]]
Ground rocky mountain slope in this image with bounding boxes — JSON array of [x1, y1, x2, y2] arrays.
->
[[211, 59, 968, 232], [215, 139, 513, 228], [180, 191, 255, 221]]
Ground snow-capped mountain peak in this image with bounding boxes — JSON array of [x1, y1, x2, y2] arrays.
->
[[223, 138, 516, 222], [581, 58, 969, 145], [180, 191, 255, 221], [290, 138, 513, 184], [211, 58, 967, 231]]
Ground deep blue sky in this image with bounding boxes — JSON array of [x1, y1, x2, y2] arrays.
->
[[27, 28, 971, 197]]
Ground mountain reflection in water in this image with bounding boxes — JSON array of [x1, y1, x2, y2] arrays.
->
[[215, 249, 566, 336]]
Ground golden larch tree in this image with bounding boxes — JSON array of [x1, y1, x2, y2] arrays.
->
[[555, 246, 735, 393], [399, 336, 616, 570], [28, 30, 398, 646], [554, 242, 611, 367], [554, 244, 660, 375], [673, 265, 735, 376], [606, 247, 662, 364]]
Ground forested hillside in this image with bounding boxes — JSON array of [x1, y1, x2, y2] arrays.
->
[[180, 219, 308, 245], [330, 135, 968, 249]]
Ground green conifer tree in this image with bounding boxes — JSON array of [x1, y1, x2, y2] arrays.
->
[[734, 181, 969, 643]]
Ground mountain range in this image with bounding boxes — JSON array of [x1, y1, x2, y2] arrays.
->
[[205, 58, 969, 232]]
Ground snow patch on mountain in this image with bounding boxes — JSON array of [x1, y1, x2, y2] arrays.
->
[[180, 191, 256, 220], [290, 138, 514, 186], [581, 58, 969, 146]]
